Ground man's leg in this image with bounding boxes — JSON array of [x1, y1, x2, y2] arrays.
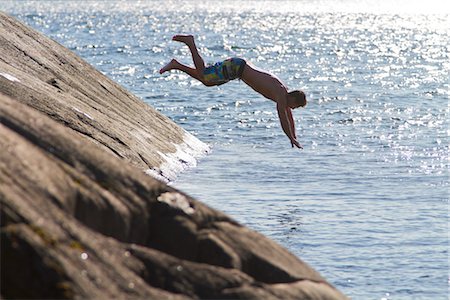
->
[[172, 35, 206, 77], [159, 59, 202, 81]]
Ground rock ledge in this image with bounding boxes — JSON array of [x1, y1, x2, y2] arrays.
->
[[0, 12, 346, 299]]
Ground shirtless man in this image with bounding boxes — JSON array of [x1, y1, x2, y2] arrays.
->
[[159, 35, 307, 149]]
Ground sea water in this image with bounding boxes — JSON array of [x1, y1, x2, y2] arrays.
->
[[3, 1, 449, 298]]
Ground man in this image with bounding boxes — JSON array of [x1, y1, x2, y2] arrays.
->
[[159, 35, 307, 148]]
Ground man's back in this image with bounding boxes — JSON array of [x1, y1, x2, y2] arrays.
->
[[240, 62, 288, 102]]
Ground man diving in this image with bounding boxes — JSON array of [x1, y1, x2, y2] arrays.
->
[[159, 35, 307, 149]]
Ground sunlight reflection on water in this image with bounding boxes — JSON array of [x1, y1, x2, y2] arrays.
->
[[5, 1, 449, 298]]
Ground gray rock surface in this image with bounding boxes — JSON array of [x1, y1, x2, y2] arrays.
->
[[0, 11, 208, 182], [0, 12, 347, 299]]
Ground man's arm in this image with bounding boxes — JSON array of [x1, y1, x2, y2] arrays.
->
[[286, 107, 296, 139], [286, 107, 302, 148], [276, 100, 302, 149]]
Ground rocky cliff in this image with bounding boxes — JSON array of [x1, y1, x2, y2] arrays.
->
[[0, 11, 208, 182], [0, 12, 346, 299]]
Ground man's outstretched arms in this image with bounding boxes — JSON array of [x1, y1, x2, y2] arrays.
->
[[276, 99, 303, 149], [286, 107, 302, 148]]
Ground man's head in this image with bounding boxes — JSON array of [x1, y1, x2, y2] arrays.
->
[[287, 90, 307, 109]]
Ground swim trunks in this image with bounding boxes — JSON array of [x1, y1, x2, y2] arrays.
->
[[203, 58, 246, 85]]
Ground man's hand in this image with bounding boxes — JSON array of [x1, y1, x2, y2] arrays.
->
[[291, 139, 303, 149]]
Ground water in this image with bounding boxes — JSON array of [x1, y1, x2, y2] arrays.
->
[[3, 1, 449, 298]]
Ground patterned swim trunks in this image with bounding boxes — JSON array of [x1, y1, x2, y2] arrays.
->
[[203, 57, 246, 85]]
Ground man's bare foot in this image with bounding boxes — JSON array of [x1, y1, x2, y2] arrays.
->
[[159, 59, 178, 74], [172, 34, 194, 45]]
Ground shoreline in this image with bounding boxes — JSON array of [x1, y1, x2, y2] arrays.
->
[[145, 131, 211, 183], [0, 11, 346, 299]]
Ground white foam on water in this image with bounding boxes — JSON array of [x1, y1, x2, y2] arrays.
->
[[0, 72, 20, 82], [145, 130, 210, 183]]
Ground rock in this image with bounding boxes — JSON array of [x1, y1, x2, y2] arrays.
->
[[0, 12, 347, 300], [0, 11, 208, 183], [0, 94, 346, 299]]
